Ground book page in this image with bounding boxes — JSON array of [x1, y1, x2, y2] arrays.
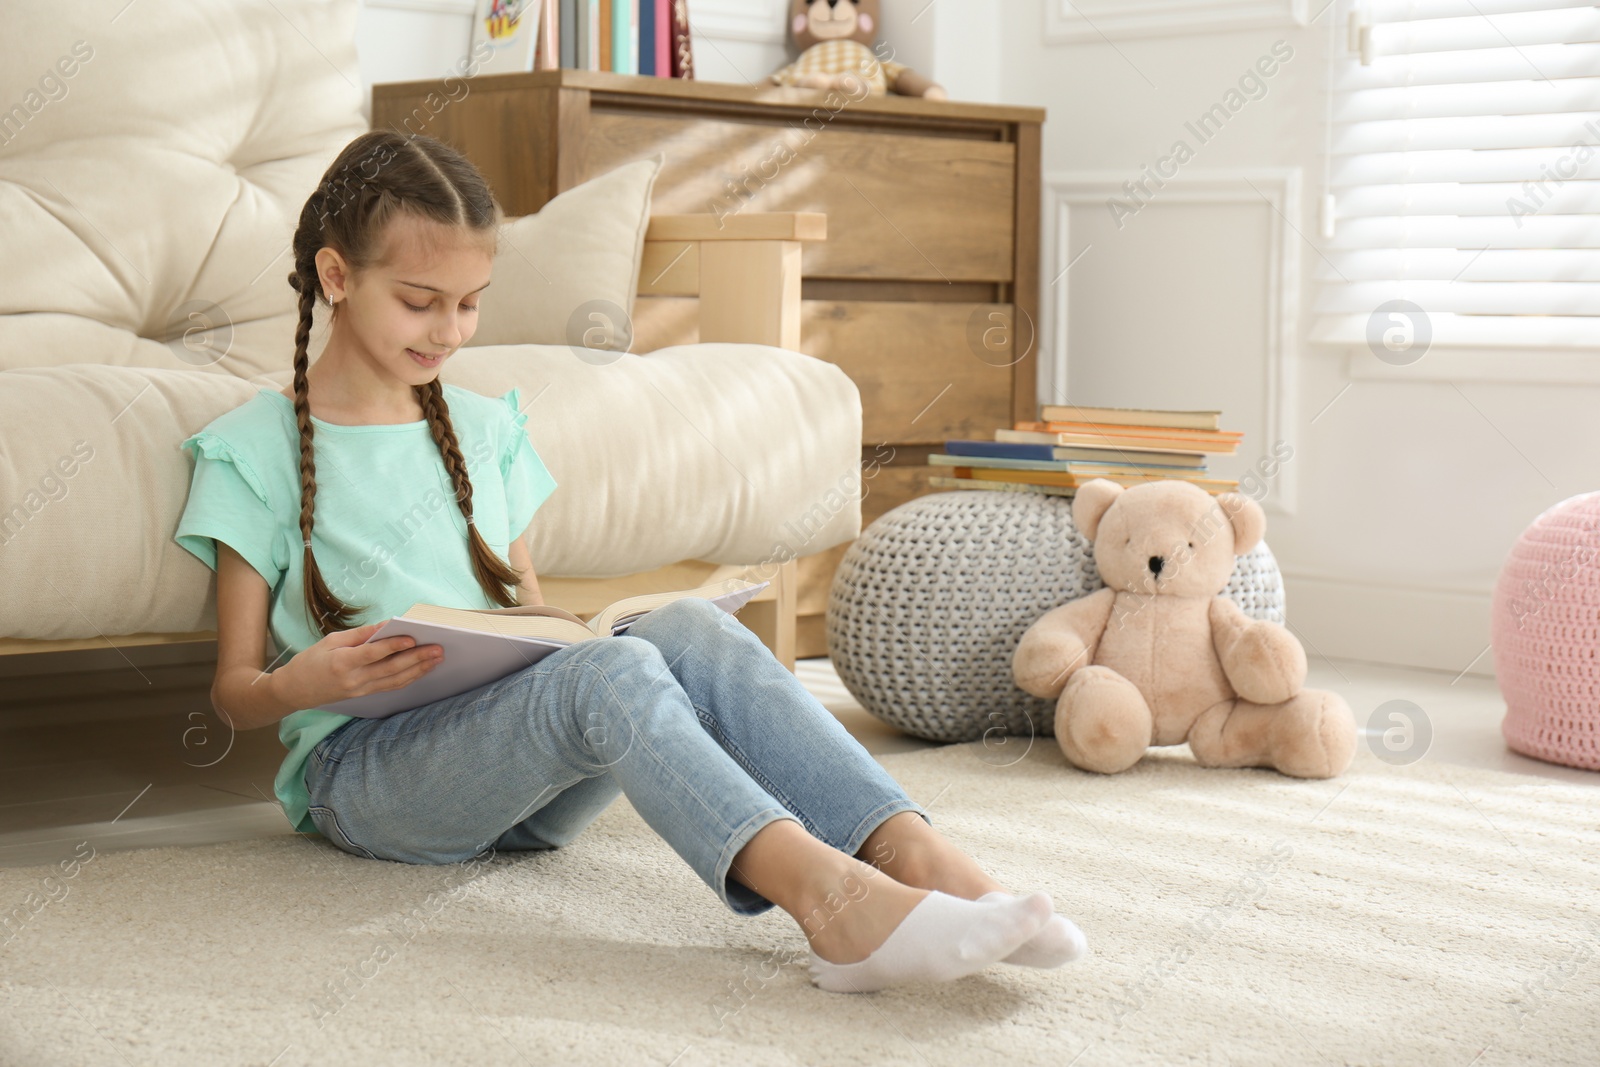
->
[[591, 577, 769, 635], [471, 603, 589, 627], [393, 578, 768, 642], [399, 602, 594, 643]]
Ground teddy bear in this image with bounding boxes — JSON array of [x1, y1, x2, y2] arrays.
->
[[1012, 478, 1357, 779], [769, 0, 947, 100]]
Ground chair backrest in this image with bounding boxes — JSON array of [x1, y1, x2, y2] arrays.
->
[[0, 0, 366, 381]]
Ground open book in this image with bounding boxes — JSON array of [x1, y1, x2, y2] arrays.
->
[[318, 577, 771, 719]]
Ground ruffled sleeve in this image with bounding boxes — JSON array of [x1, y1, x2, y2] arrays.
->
[[174, 429, 286, 589], [499, 388, 558, 541]]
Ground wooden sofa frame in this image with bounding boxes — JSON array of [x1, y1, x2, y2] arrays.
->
[[0, 211, 829, 675]]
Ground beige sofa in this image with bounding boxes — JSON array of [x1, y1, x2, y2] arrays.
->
[[0, 0, 861, 673]]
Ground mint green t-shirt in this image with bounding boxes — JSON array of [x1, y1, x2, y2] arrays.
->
[[173, 384, 558, 837]]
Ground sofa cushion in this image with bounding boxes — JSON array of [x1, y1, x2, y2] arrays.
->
[[471, 157, 662, 352], [0, 0, 366, 379], [0, 347, 863, 641]]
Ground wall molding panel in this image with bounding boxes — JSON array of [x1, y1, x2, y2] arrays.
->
[[1042, 167, 1304, 514], [1043, 0, 1308, 43], [1283, 571, 1496, 678]]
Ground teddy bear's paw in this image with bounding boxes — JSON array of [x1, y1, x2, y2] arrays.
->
[[1225, 623, 1308, 706], [1013, 630, 1091, 699], [1055, 666, 1152, 774], [833, 71, 870, 95], [1271, 689, 1358, 779]]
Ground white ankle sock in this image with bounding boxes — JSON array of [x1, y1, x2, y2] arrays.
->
[[806, 889, 1052, 994], [979, 891, 1088, 968]]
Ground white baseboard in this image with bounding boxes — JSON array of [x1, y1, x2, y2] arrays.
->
[[1283, 572, 1496, 679]]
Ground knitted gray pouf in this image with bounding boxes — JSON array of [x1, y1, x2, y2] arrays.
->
[[825, 490, 1288, 743]]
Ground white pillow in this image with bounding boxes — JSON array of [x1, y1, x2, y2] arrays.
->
[[472, 156, 662, 352]]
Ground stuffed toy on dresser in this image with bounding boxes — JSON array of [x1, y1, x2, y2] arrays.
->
[[770, 0, 947, 99], [1012, 479, 1358, 780]]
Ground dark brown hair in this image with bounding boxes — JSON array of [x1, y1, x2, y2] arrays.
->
[[287, 130, 523, 637]]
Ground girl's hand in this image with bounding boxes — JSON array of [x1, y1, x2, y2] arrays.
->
[[271, 622, 444, 710]]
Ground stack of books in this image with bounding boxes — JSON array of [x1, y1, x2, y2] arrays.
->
[[533, 0, 693, 77], [929, 404, 1244, 498]]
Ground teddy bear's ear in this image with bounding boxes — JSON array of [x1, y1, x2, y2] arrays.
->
[[1072, 479, 1123, 540], [1216, 492, 1265, 555]]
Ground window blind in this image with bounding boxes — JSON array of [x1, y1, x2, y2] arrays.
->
[[1313, 0, 1600, 351]]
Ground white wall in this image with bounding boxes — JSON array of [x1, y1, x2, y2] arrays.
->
[[354, 1, 475, 119]]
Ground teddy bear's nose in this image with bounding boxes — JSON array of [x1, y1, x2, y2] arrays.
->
[[1148, 555, 1165, 576]]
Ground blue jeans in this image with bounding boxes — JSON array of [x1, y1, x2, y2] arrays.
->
[[302, 595, 928, 916]]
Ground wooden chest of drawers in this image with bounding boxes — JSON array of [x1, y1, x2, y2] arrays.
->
[[372, 70, 1046, 657]]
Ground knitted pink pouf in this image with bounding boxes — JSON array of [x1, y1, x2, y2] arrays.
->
[[1490, 491, 1600, 771]]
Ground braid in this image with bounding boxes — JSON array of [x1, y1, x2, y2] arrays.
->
[[288, 251, 368, 636], [416, 379, 524, 607]]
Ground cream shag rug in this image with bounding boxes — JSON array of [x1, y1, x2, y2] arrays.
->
[[2, 740, 1597, 1067]]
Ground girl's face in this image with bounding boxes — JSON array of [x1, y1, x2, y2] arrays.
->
[[317, 213, 495, 384]]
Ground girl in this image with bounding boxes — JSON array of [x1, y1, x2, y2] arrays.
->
[[173, 130, 1086, 994]]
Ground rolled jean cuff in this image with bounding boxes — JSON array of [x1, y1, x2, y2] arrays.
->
[[715, 807, 805, 916], [842, 798, 930, 862]]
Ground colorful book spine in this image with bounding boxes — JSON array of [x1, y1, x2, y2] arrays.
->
[[654, 0, 670, 77], [928, 453, 1202, 473], [630, 0, 640, 74], [638, 0, 655, 74], [609, 0, 630, 73], [600, 0, 612, 70], [560, 0, 578, 68], [537, 0, 559, 69], [942, 439, 1208, 469], [945, 440, 1067, 461], [589, 0, 600, 68]]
